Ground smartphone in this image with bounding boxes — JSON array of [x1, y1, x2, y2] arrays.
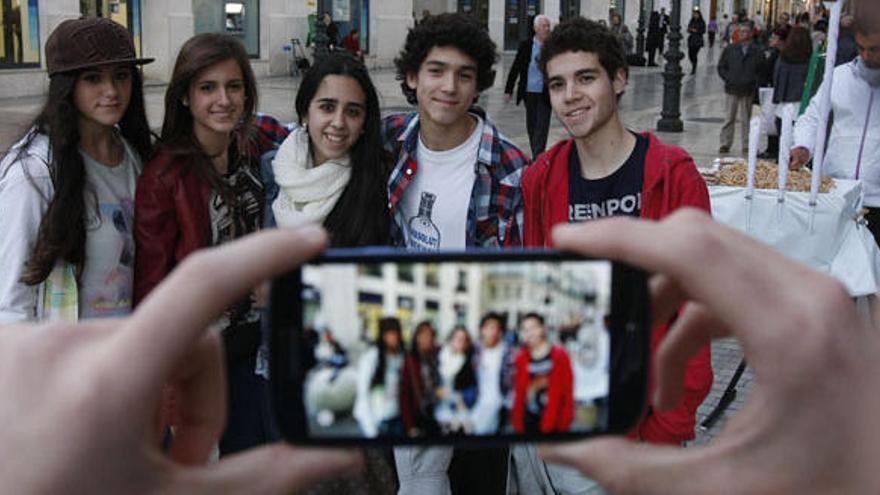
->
[[269, 248, 650, 446]]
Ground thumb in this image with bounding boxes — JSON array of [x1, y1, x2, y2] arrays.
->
[[539, 438, 711, 495]]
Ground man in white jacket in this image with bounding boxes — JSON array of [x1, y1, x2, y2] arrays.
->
[[791, 9, 880, 243]]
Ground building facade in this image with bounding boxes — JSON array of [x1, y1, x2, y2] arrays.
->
[[0, 0, 412, 98], [0, 0, 822, 98]]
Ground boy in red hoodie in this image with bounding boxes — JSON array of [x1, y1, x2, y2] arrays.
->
[[522, 17, 713, 447]]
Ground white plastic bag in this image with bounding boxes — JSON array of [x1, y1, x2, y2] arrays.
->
[[710, 180, 880, 297]]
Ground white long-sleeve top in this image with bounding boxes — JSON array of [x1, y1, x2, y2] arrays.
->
[[793, 60, 880, 206], [0, 133, 53, 323], [353, 347, 403, 437]]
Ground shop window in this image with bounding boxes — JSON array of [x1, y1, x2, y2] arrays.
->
[[425, 264, 439, 287], [398, 263, 414, 283], [80, 0, 143, 57], [193, 0, 259, 57], [456, 270, 468, 292], [318, 0, 369, 54], [358, 262, 382, 278], [1, 0, 40, 68]]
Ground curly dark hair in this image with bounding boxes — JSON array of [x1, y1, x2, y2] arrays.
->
[[538, 17, 629, 85], [394, 12, 498, 105]]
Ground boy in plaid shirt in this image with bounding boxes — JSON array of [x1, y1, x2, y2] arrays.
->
[[382, 13, 528, 251], [382, 12, 528, 495]]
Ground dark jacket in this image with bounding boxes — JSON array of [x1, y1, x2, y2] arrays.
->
[[400, 350, 441, 435], [687, 17, 706, 49], [757, 46, 780, 88], [646, 12, 664, 49], [504, 38, 549, 105], [718, 42, 762, 95], [773, 58, 810, 103]]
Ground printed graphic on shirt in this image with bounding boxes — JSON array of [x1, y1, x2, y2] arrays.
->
[[407, 191, 442, 250], [80, 198, 136, 318], [208, 160, 264, 332], [568, 133, 648, 222], [524, 352, 553, 432]]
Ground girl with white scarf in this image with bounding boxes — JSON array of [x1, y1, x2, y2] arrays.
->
[[267, 52, 390, 246]]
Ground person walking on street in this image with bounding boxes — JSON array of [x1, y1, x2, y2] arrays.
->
[[687, 9, 707, 74], [722, 13, 738, 47], [504, 14, 553, 158], [761, 27, 809, 159], [610, 12, 635, 56], [708, 16, 719, 48], [646, 11, 664, 66], [718, 22, 762, 154]]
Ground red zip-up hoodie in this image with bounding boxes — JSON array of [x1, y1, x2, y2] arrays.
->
[[521, 133, 714, 444]]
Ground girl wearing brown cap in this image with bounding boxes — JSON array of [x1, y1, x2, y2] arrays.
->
[[133, 33, 287, 457], [0, 17, 152, 323]]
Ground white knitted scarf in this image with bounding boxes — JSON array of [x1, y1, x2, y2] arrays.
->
[[271, 127, 352, 228]]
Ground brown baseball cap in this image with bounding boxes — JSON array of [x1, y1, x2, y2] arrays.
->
[[45, 17, 154, 76]]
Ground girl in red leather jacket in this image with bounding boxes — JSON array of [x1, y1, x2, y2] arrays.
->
[[133, 33, 284, 457]]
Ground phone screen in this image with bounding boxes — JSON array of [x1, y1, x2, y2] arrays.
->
[[284, 255, 620, 441]]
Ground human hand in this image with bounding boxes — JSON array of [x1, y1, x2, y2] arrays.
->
[[503, 93, 513, 104], [789, 146, 810, 170], [0, 226, 363, 494], [540, 209, 880, 494]]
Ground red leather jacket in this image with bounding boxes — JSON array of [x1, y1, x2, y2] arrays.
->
[[134, 118, 288, 306], [521, 133, 714, 444], [133, 149, 213, 306]]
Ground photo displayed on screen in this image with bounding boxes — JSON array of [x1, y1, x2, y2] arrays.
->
[[297, 259, 612, 439]]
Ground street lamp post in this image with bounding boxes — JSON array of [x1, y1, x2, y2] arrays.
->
[[657, 0, 684, 132], [636, 0, 647, 57]]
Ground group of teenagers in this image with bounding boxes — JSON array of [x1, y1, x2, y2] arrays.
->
[[352, 311, 581, 442], [0, 12, 713, 494]]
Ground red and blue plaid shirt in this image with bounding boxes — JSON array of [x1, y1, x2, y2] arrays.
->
[[382, 110, 528, 249]]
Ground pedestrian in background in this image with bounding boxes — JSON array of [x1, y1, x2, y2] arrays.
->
[[718, 22, 762, 154], [504, 14, 553, 159], [321, 13, 339, 50], [0, 18, 152, 323], [722, 13, 738, 47], [687, 8, 707, 74], [646, 10, 664, 66], [610, 12, 635, 56], [762, 26, 809, 159], [708, 16, 719, 48]]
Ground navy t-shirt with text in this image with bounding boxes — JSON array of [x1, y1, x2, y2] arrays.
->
[[568, 133, 648, 222]]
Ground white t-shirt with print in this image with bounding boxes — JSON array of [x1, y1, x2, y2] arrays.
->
[[401, 117, 482, 250], [78, 141, 141, 319]]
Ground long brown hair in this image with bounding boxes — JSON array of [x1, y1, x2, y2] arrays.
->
[[12, 68, 151, 285], [780, 26, 812, 64], [156, 33, 259, 194]]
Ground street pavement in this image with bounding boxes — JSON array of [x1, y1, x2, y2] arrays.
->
[[0, 46, 752, 490]]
